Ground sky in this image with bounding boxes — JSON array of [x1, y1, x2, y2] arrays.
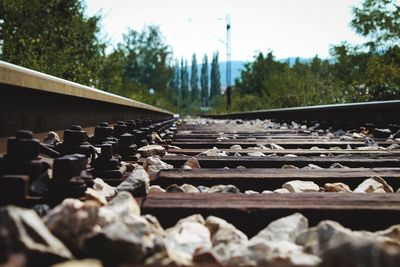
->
[[84, 0, 366, 62]]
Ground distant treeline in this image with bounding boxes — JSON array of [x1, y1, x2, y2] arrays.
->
[[0, 0, 399, 114], [210, 0, 400, 113]]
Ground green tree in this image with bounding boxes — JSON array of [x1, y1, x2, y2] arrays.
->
[[180, 58, 189, 100], [210, 52, 221, 99], [0, 0, 104, 85], [190, 53, 199, 101], [351, 0, 400, 52], [200, 54, 209, 107], [119, 25, 172, 94]]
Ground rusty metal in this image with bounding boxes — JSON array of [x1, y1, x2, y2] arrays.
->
[[0, 130, 50, 205]]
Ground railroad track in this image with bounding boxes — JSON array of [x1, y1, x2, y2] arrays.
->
[[0, 61, 400, 266], [145, 118, 400, 234]]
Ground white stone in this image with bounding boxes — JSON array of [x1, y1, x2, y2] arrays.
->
[[208, 184, 240, 193], [165, 221, 212, 261], [247, 151, 266, 157], [282, 164, 299, 169], [354, 176, 394, 193], [180, 184, 201, 193], [244, 190, 259, 194], [270, 143, 285, 150], [283, 180, 320, 192], [143, 156, 173, 179], [199, 147, 228, 156], [274, 188, 290, 193], [93, 178, 117, 199], [230, 145, 243, 150], [261, 190, 273, 194], [106, 191, 140, 217], [284, 154, 298, 157], [44, 199, 100, 252], [205, 216, 248, 246], [251, 213, 308, 243], [116, 167, 149, 196], [149, 185, 166, 193], [137, 145, 166, 158], [85, 187, 107, 206], [227, 240, 320, 267]]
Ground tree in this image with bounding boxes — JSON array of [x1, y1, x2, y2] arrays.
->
[[170, 60, 180, 93], [0, 0, 104, 85], [200, 54, 209, 107], [190, 53, 199, 101], [119, 25, 173, 95], [351, 0, 400, 52], [210, 52, 221, 99], [180, 58, 189, 101]]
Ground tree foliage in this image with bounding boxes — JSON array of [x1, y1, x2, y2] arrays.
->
[[190, 54, 199, 101], [0, 0, 104, 85], [209, 0, 400, 114], [200, 54, 209, 107], [351, 0, 400, 51], [210, 52, 221, 99]]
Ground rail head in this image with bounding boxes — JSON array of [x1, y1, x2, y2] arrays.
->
[[0, 60, 172, 115], [205, 100, 400, 126]]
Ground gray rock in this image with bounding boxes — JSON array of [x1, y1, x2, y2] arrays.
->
[[230, 145, 243, 150], [296, 220, 355, 256], [354, 176, 394, 193], [85, 213, 164, 265], [44, 199, 99, 254], [251, 213, 308, 243], [0, 206, 72, 265], [373, 128, 392, 139], [106, 191, 140, 217], [116, 167, 150, 196], [283, 180, 320, 192], [324, 182, 352, 192], [321, 237, 400, 267], [143, 156, 173, 179], [137, 145, 166, 158], [226, 240, 321, 267], [208, 184, 240, 193]]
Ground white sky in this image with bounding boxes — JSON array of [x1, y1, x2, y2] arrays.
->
[[84, 0, 366, 62]]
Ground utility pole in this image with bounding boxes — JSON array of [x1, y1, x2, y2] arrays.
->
[[226, 15, 232, 110]]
